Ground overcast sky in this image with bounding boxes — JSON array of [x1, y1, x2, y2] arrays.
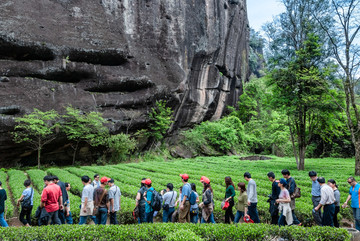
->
[[247, 0, 285, 32]]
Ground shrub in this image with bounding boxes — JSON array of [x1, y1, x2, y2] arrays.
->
[[106, 133, 137, 162]]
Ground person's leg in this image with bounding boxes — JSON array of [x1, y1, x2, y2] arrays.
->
[[248, 203, 260, 223], [322, 205, 330, 226], [185, 201, 191, 223], [209, 212, 216, 223], [271, 213, 279, 225], [312, 196, 322, 225], [0, 212, 8, 227], [58, 210, 66, 224], [26, 207, 32, 226], [290, 199, 301, 225], [79, 216, 87, 225], [234, 211, 242, 223], [278, 213, 286, 226], [19, 208, 27, 225], [201, 217, 206, 223], [65, 211, 73, 224], [168, 208, 175, 223], [99, 208, 108, 225], [179, 206, 186, 223], [52, 210, 61, 225], [225, 207, 230, 224], [333, 206, 340, 228], [91, 215, 97, 224], [163, 209, 169, 223], [355, 208, 360, 231]]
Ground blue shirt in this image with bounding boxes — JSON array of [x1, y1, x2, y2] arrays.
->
[[145, 187, 154, 213], [22, 187, 34, 206], [181, 183, 191, 201], [311, 179, 321, 197], [349, 183, 360, 208]]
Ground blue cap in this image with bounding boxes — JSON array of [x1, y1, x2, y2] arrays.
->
[[280, 178, 287, 186]]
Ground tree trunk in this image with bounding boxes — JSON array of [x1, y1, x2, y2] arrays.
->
[[298, 143, 306, 171], [355, 140, 360, 176], [37, 147, 41, 169], [288, 118, 299, 167], [72, 141, 79, 166]]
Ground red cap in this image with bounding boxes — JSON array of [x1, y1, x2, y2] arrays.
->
[[100, 177, 110, 184], [180, 173, 189, 180], [200, 176, 210, 184], [144, 179, 152, 185], [141, 179, 146, 184]]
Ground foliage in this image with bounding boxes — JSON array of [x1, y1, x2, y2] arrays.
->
[[62, 106, 109, 164], [106, 133, 137, 162], [147, 100, 173, 142], [0, 223, 350, 241], [0, 171, 14, 219], [12, 109, 59, 168]]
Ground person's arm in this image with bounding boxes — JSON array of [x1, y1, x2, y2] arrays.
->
[[59, 196, 64, 210], [196, 194, 200, 203], [203, 190, 211, 205], [83, 197, 88, 213], [17, 194, 25, 206], [247, 182, 255, 205], [343, 194, 352, 208], [106, 193, 110, 214], [288, 179, 295, 195], [119, 195, 121, 211], [180, 186, 189, 210], [135, 192, 141, 207], [40, 189, 46, 209]]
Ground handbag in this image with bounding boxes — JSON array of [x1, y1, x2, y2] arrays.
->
[[93, 188, 107, 216], [244, 216, 254, 223], [289, 179, 301, 199], [221, 200, 230, 210]]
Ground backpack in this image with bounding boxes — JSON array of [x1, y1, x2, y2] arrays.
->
[[150, 189, 162, 211], [189, 191, 197, 205], [22, 188, 33, 209]]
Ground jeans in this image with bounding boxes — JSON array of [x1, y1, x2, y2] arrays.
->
[[234, 211, 244, 223], [201, 212, 215, 223], [312, 196, 322, 225], [278, 213, 287, 226], [333, 206, 340, 228], [0, 212, 8, 227], [163, 207, 175, 223], [110, 211, 118, 225], [322, 204, 335, 227], [138, 204, 146, 224], [58, 209, 66, 224], [96, 207, 108, 225], [292, 210, 301, 225], [65, 211, 73, 224], [190, 211, 199, 224], [79, 215, 97, 225], [353, 208, 360, 231], [225, 201, 234, 224], [19, 206, 32, 225], [247, 203, 260, 223], [146, 211, 154, 223]]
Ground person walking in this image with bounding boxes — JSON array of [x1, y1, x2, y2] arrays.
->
[[135, 178, 147, 224], [224, 176, 235, 224], [161, 183, 177, 223], [309, 171, 322, 225], [79, 175, 97, 225], [328, 179, 340, 228], [276, 178, 293, 226], [64, 182, 73, 224], [190, 183, 199, 224], [0, 181, 8, 227], [17, 179, 34, 226], [92, 174, 100, 189], [40, 175, 63, 225], [281, 169, 301, 225], [343, 177, 360, 231], [314, 177, 335, 227], [179, 174, 191, 223], [267, 172, 280, 225], [93, 177, 110, 225], [53, 176, 68, 224], [234, 182, 249, 223], [199, 176, 215, 223], [108, 178, 121, 225], [143, 179, 154, 223], [244, 172, 260, 223]]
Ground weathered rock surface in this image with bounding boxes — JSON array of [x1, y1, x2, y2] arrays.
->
[[0, 0, 249, 165]]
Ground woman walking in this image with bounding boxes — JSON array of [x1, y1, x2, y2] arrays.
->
[[234, 182, 249, 223], [276, 178, 293, 226], [328, 179, 340, 228], [224, 176, 235, 223], [199, 177, 215, 223], [17, 180, 34, 226], [190, 183, 200, 224]]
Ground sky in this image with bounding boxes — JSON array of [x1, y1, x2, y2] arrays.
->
[[247, 0, 285, 32]]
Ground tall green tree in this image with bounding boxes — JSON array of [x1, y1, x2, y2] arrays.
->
[[12, 109, 59, 169], [313, 0, 360, 175], [63, 106, 109, 165]]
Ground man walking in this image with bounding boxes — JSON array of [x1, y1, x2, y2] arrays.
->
[[267, 172, 280, 225], [108, 178, 121, 225], [244, 172, 260, 223], [64, 182, 73, 224], [343, 177, 360, 231], [309, 171, 322, 225], [135, 178, 147, 223], [143, 179, 154, 223], [0, 181, 8, 227], [179, 173, 191, 223], [281, 169, 301, 225], [314, 177, 335, 227], [79, 175, 97, 225], [40, 175, 63, 225], [53, 176, 68, 224], [93, 177, 110, 225]]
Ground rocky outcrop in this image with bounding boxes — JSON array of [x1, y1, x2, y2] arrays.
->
[[0, 0, 249, 165]]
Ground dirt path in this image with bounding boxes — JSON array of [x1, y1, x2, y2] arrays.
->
[[5, 172, 23, 227]]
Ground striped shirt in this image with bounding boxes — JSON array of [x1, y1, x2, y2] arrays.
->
[[319, 184, 335, 205], [349, 183, 360, 208]]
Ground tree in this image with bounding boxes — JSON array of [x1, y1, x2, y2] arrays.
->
[[63, 106, 109, 165], [106, 133, 137, 162], [13, 109, 59, 169], [313, 0, 360, 175]]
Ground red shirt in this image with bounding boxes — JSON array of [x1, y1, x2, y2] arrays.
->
[[41, 183, 62, 213]]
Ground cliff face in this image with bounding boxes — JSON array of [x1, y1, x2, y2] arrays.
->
[[0, 0, 249, 164]]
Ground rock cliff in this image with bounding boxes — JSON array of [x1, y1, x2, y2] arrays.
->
[[0, 0, 249, 164]]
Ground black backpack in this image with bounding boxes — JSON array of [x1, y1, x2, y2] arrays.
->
[[150, 189, 162, 211]]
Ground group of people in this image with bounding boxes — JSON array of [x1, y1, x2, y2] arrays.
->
[[0, 169, 359, 229]]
